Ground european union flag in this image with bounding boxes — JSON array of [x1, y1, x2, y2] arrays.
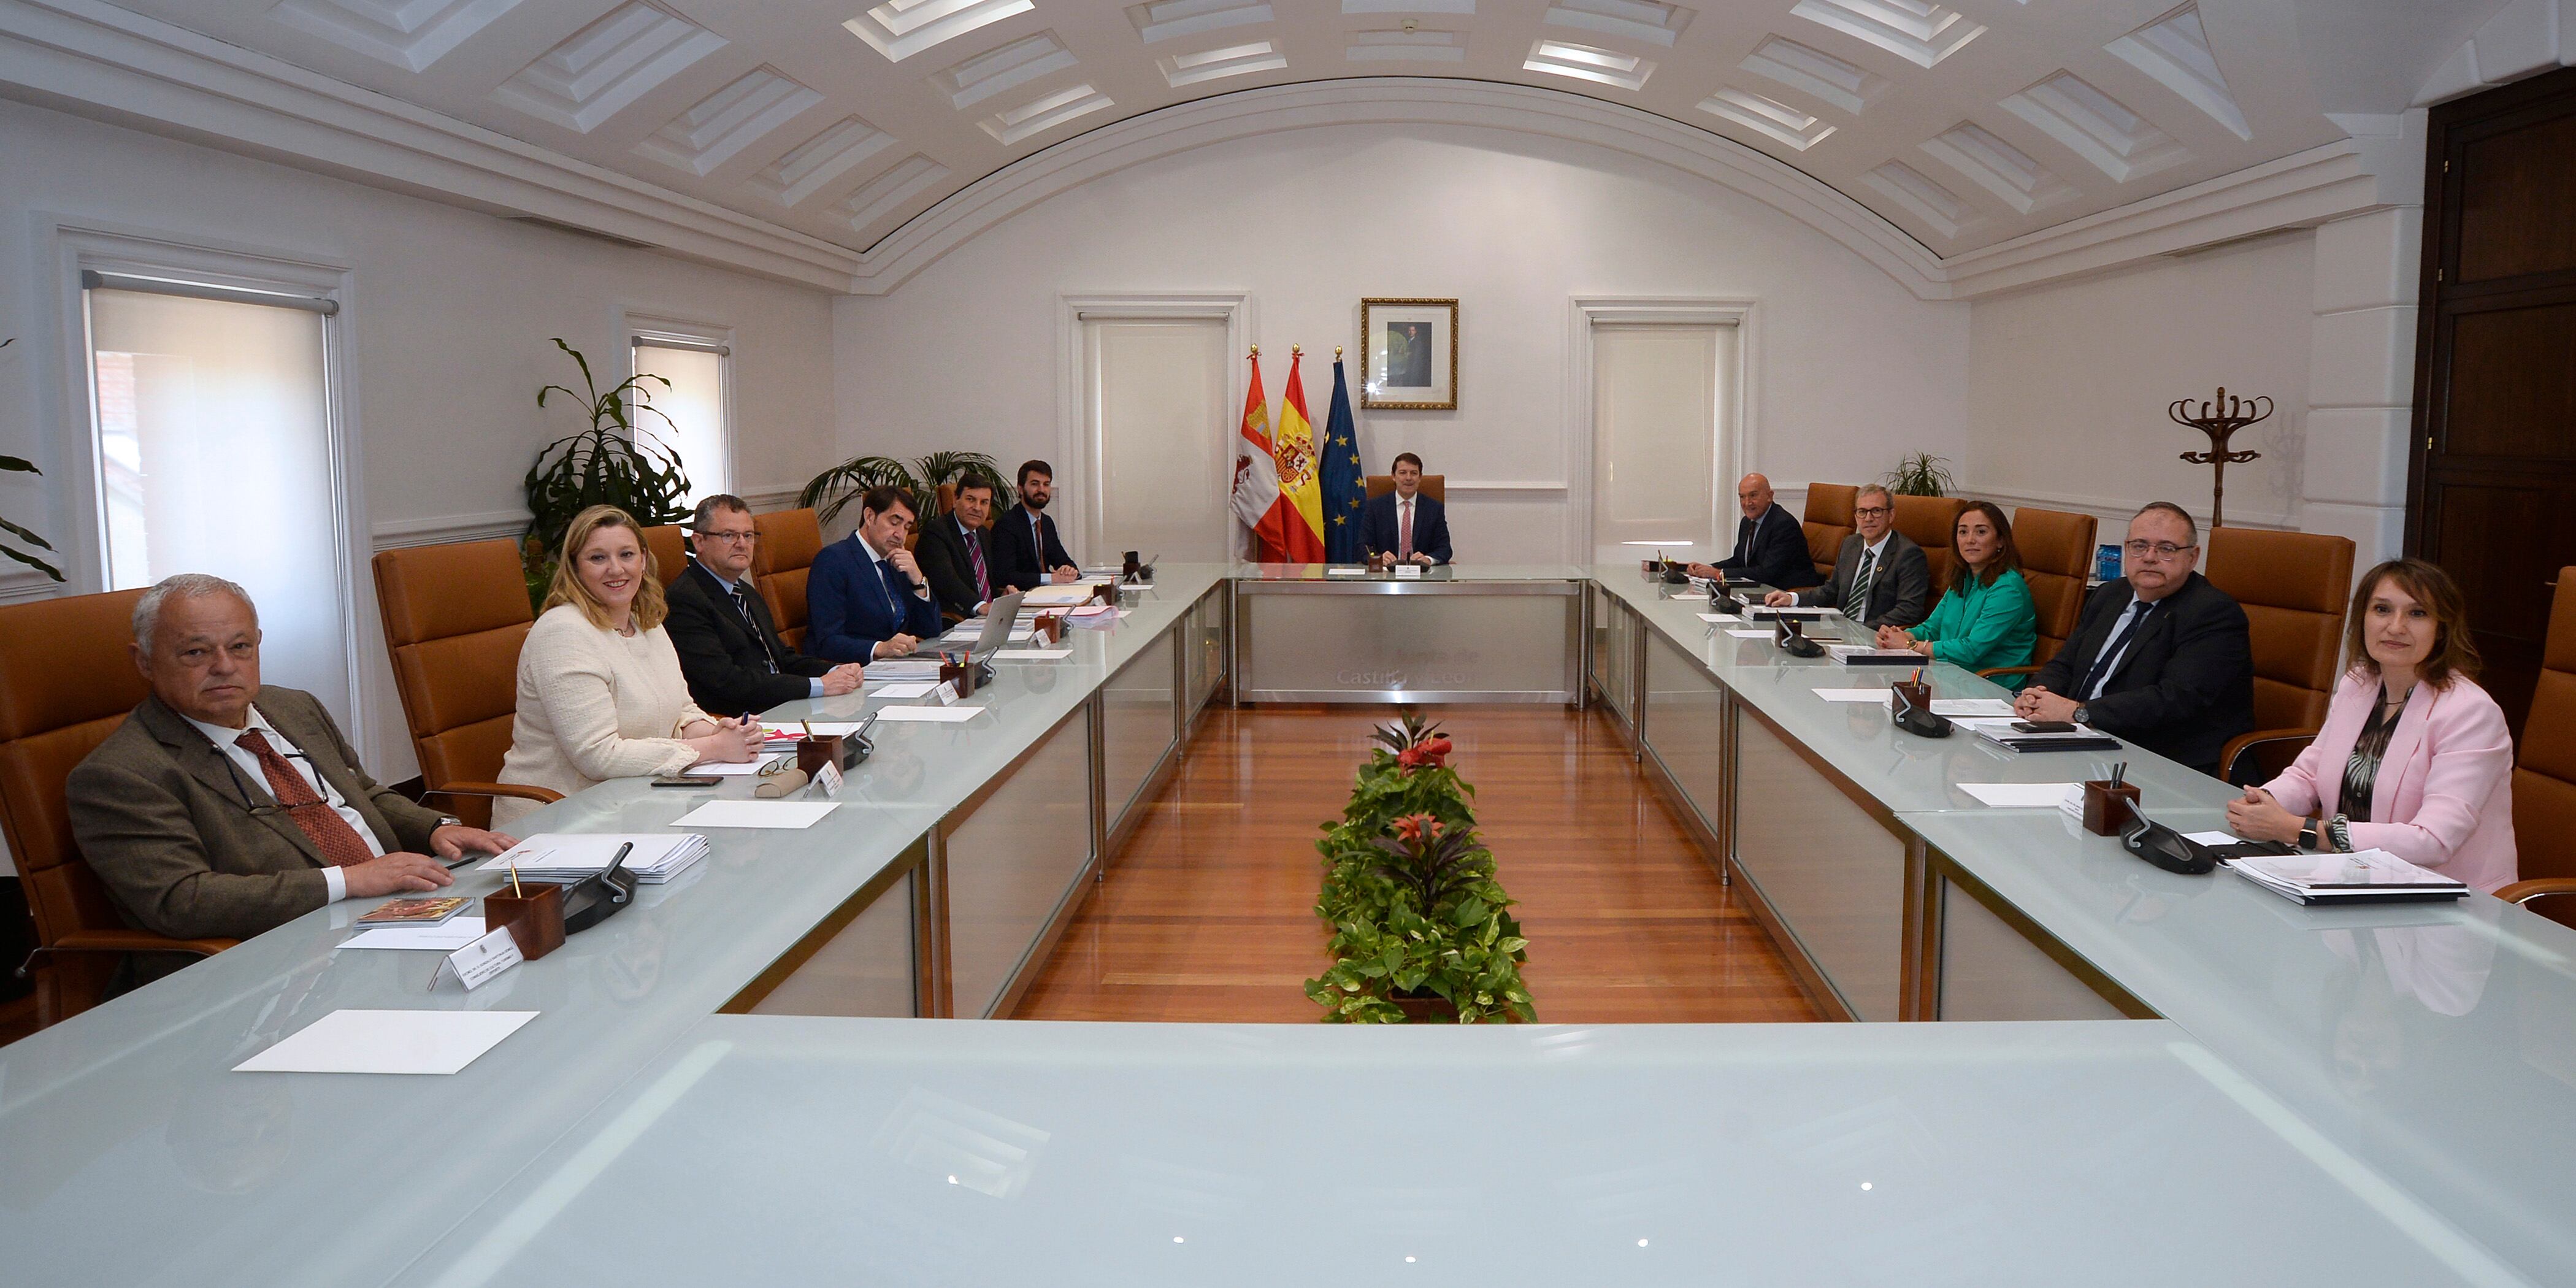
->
[[1321, 356, 1367, 564]]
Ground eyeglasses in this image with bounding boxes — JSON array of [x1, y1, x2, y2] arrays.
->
[[2122, 540, 2196, 559], [1853, 506, 1892, 519], [695, 530, 757, 544]]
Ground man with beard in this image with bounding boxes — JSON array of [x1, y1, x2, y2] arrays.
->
[[996, 459, 1080, 589]]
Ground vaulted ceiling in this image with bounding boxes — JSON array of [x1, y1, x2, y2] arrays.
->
[[85, 0, 2507, 265]]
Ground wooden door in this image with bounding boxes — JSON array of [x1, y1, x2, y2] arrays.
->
[[2409, 66, 2576, 733]]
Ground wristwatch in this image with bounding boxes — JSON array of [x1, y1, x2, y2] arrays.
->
[[2071, 704, 2090, 726], [2297, 820, 2321, 851], [434, 815, 463, 831]]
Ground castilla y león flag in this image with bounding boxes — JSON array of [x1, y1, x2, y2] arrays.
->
[[1271, 350, 1328, 562], [1230, 350, 1286, 561]]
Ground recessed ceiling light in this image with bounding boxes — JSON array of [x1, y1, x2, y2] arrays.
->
[[1790, 0, 1985, 69], [1157, 40, 1287, 87], [979, 83, 1115, 145], [1524, 38, 1654, 90], [1698, 87, 1837, 151], [1544, 0, 1693, 49], [845, 0, 1037, 64]]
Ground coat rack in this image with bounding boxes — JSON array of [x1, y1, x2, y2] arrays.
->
[[2169, 386, 2272, 529]]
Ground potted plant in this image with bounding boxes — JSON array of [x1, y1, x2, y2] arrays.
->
[[1884, 451, 1953, 497], [800, 450, 1013, 528], [1306, 714, 1534, 1023], [0, 339, 61, 583], [524, 338, 691, 604]]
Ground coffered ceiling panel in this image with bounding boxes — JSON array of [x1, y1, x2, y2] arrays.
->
[[93, 0, 2391, 257]]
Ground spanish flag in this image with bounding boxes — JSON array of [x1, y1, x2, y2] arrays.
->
[[1273, 349, 1328, 561]]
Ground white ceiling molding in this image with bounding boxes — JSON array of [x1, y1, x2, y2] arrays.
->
[[2412, 0, 2572, 107], [0, 0, 865, 289]]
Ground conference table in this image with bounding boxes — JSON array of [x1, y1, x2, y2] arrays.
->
[[1, 562, 2569, 1286]]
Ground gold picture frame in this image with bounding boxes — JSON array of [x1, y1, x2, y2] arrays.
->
[[1359, 297, 1459, 410]]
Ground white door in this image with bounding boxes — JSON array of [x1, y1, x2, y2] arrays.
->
[[1590, 323, 1733, 564], [1085, 316, 1231, 562]]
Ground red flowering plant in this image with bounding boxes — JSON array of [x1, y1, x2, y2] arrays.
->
[[1308, 718, 1534, 1023]]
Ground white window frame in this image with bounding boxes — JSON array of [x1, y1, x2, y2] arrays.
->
[[1056, 293, 1252, 559], [42, 217, 370, 734], [623, 313, 736, 507], [1570, 297, 1758, 564]]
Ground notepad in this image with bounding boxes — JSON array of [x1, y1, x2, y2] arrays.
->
[[339, 916, 488, 951], [873, 705, 984, 723], [1959, 782, 2081, 809], [232, 1009, 537, 1075], [1725, 629, 1774, 640], [1812, 688, 1892, 703], [994, 648, 1073, 661], [870, 681, 941, 700], [668, 800, 838, 829]]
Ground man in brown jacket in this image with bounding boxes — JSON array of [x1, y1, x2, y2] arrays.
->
[[68, 574, 515, 984]]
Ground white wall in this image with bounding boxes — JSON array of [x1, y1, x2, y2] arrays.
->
[[0, 99, 840, 783], [1965, 232, 2319, 538], [834, 123, 1972, 565]]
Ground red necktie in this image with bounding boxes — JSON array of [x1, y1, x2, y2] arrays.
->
[[235, 729, 376, 867], [965, 524, 991, 601], [1398, 500, 1413, 560]]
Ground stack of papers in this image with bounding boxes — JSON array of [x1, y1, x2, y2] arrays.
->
[[1020, 585, 1097, 607], [868, 659, 946, 681], [2228, 850, 2470, 905], [1954, 718, 2122, 753], [1744, 605, 1834, 620], [1828, 644, 1923, 667], [481, 833, 709, 884]]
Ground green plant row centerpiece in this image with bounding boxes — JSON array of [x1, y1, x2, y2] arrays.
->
[[1305, 714, 1534, 1023]]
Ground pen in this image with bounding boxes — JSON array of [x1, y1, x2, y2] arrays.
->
[[802, 719, 814, 738]]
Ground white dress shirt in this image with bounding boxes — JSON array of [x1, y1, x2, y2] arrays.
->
[[185, 705, 382, 902]]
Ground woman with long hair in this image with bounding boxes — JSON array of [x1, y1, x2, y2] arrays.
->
[[1874, 500, 2038, 688]]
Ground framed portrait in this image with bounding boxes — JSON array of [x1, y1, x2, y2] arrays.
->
[[1359, 297, 1458, 410]]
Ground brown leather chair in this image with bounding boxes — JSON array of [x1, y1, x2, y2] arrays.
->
[[2202, 526, 2355, 784], [2501, 567, 2576, 928], [1892, 494, 1968, 589], [373, 540, 564, 830], [0, 589, 234, 1025], [1363, 473, 1447, 504], [1979, 507, 2098, 681], [1802, 484, 1856, 580], [752, 508, 824, 651], [642, 523, 689, 588]]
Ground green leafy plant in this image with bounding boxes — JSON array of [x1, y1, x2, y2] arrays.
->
[[524, 338, 692, 604], [1305, 713, 1534, 1024], [800, 450, 1013, 529], [0, 338, 61, 582], [1884, 451, 1954, 497]]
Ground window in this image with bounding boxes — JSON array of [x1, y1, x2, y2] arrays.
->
[[1084, 315, 1230, 561], [1590, 321, 1733, 562], [82, 270, 355, 716], [629, 330, 731, 507]]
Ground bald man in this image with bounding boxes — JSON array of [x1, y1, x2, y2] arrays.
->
[[1689, 473, 1822, 590]]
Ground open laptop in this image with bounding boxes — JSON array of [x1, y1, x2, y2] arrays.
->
[[949, 590, 1027, 662]]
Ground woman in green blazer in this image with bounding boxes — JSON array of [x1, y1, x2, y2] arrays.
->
[[1876, 500, 2038, 689]]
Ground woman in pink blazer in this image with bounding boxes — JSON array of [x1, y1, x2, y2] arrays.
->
[[2227, 558, 2517, 892]]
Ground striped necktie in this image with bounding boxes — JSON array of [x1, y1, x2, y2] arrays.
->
[[730, 584, 779, 673], [964, 524, 991, 601], [1844, 548, 1877, 618], [236, 729, 375, 867]]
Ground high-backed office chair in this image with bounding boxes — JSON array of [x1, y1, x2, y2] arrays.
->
[[1979, 507, 2098, 681], [373, 540, 564, 830], [1363, 474, 1447, 504], [641, 523, 688, 587], [2501, 568, 2576, 929], [752, 508, 824, 651], [2203, 527, 2355, 785], [1802, 485, 1856, 580], [0, 589, 236, 1026], [1892, 494, 1968, 589]]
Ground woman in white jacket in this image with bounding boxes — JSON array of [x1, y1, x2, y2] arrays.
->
[[494, 505, 762, 826]]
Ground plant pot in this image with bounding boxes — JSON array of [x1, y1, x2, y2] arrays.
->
[[1391, 988, 1457, 1022]]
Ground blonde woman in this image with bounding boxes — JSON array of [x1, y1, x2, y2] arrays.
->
[[493, 506, 763, 825]]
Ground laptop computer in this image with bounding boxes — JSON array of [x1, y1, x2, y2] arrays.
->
[[953, 590, 1026, 663]]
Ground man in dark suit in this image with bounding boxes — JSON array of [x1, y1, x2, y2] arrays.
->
[[1766, 484, 1930, 628], [68, 575, 515, 983], [995, 459, 1079, 592], [2017, 501, 2253, 776], [807, 485, 943, 663], [665, 494, 867, 716], [915, 472, 1015, 619], [1689, 472, 1821, 589], [1360, 453, 1453, 567]]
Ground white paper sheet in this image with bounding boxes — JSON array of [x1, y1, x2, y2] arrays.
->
[[667, 800, 840, 829], [1325, 567, 1368, 577], [339, 916, 488, 951], [1928, 699, 2017, 718], [232, 1009, 537, 1075], [1726, 629, 1774, 639], [993, 648, 1073, 661], [1812, 688, 1892, 702], [2183, 830, 2245, 846], [1960, 782, 2082, 809], [872, 705, 986, 723], [1696, 613, 1742, 623], [870, 681, 941, 699]]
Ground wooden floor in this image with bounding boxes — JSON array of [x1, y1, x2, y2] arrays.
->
[[1012, 703, 1823, 1024]]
